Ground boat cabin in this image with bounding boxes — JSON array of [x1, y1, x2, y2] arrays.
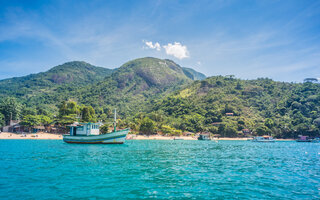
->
[[68, 122, 101, 136]]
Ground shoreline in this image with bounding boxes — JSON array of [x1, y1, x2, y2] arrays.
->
[[0, 132, 295, 141], [0, 132, 62, 140]]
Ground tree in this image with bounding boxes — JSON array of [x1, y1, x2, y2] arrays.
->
[[265, 118, 274, 129], [160, 125, 182, 136], [39, 115, 52, 126], [58, 101, 79, 118], [81, 105, 96, 122], [235, 82, 242, 90], [58, 114, 77, 125], [0, 113, 4, 128], [20, 115, 41, 128], [218, 122, 238, 137], [256, 124, 270, 136], [21, 106, 37, 117], [184, 114, 204, 132], [100, 124, 110, 134], [0, 97, 22, 125], [139, 117, 155, 135]]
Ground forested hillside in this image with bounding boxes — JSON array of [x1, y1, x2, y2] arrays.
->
[[134, 76, 320, 138], [0, 57, 319, 138], [0, 61, 113, 111]]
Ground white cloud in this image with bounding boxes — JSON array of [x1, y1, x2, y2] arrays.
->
[[144, 41, 161, 51], [163, 42, 189, 59], [142, 40, 190, 60]]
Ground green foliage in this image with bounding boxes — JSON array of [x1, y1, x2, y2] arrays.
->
[[0, 97, 22, 125], [183, 114, 205, 133], [139, 117, 155, 135], [0, 113, 4, 127], [81, 105, 96, 122], [59, 101, 80, 117], [58, 114, 77, 125], [160, 125, 182, 136], [256, 124, 270, 136], [264, 118, 274, 129], [218, 122, 238, 137], [0, 57, 320, 138], [20, 114, 52, 128], [20, 115, 41, 127], [100, 124, 110, 134], [39, 115, 52, 125]]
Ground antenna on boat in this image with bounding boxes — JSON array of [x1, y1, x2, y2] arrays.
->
[[114, 108, 117, 132]]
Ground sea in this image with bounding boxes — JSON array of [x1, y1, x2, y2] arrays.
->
[[0, 140, 319, 199]]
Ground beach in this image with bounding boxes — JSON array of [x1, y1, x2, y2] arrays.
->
[[0, 132, 294, 141], [0, 132, 62, 140]]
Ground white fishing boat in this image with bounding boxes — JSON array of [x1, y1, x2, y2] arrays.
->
[[252, 135, 275, 142], [63, 109, 129, 144]]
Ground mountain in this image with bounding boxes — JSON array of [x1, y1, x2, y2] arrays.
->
[[149, 76, 320, 138], [0, 57, 204, 115], [182, 67, 206, 80], [0, 61, 113, 99], [75, 57, 196, 116], [0, 57, 319, 138]]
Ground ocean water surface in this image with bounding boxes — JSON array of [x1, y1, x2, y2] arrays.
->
[[0, 140, 319, 199]]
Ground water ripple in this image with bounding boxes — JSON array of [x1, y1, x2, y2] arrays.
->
[[0, 140, 319, 199]]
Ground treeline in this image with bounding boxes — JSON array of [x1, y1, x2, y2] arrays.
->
[[140, 76, 320, 138], [1, 76, 320, 138], [0, 98, 112, 131]]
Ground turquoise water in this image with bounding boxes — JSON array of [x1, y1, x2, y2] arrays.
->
[[0, 140, 319, 199]]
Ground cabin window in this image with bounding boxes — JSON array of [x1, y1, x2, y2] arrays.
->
[[77, 126, 84, 131]]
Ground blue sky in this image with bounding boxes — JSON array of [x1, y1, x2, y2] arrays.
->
[[0, 0, 319, 82]]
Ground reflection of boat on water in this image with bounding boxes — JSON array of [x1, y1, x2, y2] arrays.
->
[[252, 135, 275, 142], [63, 109, 129, 144]]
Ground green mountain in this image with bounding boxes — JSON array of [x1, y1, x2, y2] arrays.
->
[[148, 76, 320, 138], [75, 57, 196, 116], [0, 61, 113, 99], [1, 57, 318, 138], [0, 57, 202, 115], [182, 67, 206, 80]]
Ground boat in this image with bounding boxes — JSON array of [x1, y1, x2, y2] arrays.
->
[[198, 132, 211, 140], [312, 138, 320, 143], [252, 135, 275, 142], [173, 137, 184, 140], [296, 135, 312, 142], [63, 109, 129, 144]]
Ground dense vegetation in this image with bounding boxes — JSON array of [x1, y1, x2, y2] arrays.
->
[[144, 76, 320, 138], [0, 57, 319, 138]]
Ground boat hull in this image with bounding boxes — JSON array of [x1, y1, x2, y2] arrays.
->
[[63, 129, 129, 144]]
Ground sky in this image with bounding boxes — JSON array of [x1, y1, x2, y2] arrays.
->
[[0, 0, 319, 82]]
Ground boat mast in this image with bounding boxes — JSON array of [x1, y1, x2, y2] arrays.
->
[[114, 108, 117, 132]]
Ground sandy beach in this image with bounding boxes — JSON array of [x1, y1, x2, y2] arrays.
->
[[0, 132, 62, 140], [0, 132, 294, 141]]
